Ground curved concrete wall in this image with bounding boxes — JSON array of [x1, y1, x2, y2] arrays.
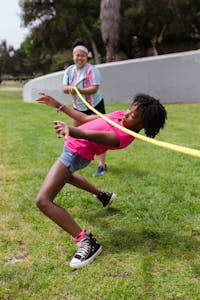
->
[[23, 49, 200, 104]]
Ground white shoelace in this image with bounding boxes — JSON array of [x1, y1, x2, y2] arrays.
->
[[76, 238, 91, 258]]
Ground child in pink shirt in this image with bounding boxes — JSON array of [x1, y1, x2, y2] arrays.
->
[[36, 93, 167, 269], [65, 110, 134, 160]]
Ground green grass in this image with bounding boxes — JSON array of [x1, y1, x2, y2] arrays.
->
[[0, 82, 24, 88], [0, 90, 200, 300]]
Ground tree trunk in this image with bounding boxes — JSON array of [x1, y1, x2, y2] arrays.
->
[[100, 0, 121, 62], [81, 21, 101, 64]]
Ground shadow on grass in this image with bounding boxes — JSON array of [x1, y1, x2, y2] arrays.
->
[[106, 164, 147, 177], [105, 229, 200, 256], [85, 208, 200, 258]]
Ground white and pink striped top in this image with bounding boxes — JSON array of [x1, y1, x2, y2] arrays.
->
[[63, 63, 102, 111], [65, 111, 135, 160]]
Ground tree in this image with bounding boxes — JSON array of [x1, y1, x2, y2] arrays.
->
[[0, 40, 14, 83], [9, 0, 200, 77], [19, 0, 103, 67], [119, 0, 200, 58], [100, 0, 121, 62]]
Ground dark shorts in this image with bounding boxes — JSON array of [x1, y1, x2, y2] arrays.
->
[[74, 99, 106, 115], [58, 146, 91, 173]]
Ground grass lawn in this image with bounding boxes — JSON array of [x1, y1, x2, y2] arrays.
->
[[0, 81, 24, 88], [0, 91, 200, 300]]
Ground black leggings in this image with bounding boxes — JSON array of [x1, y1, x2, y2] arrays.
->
[[74, 99, 106, 115]]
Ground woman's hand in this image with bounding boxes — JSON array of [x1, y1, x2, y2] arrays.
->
[[54, 121, 69, 139], [63, 85, 76, 94], [36, 93, 61, 108]]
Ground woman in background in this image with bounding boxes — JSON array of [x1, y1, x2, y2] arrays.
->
[[62, 38, 107, 177]]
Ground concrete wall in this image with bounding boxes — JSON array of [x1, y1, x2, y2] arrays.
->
[[23, 49, 200, 104]]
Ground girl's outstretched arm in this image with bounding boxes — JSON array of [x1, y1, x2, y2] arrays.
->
[[36, 93, 99, 124], [69, 125, 119, 146], [53, 121, 119, 146]]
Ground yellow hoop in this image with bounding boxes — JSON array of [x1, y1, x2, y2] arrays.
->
[[74, 87, 200, 158]]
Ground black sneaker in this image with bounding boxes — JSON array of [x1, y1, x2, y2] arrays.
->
[[97, 191, 116, 209], [70, 231, 102, 269], [93, 165, 107, 177]]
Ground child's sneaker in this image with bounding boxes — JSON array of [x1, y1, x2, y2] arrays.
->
[[70, 231, 102, 269], [93, 165, 107, 177], [97, 191, 116, 209]]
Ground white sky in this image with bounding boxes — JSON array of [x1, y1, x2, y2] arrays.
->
[[0, 1, 29, 49]]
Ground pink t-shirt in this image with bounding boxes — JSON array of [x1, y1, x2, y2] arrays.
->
[[65, 111, 135, 160]]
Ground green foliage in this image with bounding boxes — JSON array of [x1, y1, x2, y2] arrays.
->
[[3, 0, 200, 78], [50, 50, 72, 72], [120, 0, 200, 57], [19, 0, 102, 68], [15, 0, 101, 76], [0, 91, 200, 299], [0, 41, 15, 83]]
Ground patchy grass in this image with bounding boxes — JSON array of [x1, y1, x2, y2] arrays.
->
[[0, 91, 200, 299]]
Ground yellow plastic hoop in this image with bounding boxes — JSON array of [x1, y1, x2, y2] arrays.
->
[[74, 87, 200, 158]]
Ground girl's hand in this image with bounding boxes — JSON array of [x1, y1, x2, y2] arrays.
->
[[54, 121, 69, 139], [36, 93, 61, 108]]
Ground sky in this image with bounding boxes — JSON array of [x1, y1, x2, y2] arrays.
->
[[0, 1, 29, 49]]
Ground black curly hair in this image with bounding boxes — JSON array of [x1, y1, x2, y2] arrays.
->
[[132, 94, 167, 138], [72, 38, 89, 50]]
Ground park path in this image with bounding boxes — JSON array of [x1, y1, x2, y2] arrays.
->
[[0, 87, 23, 91]]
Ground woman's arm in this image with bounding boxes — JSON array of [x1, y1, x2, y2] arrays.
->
[[36, 93, 98, 124], [77, 85, 99, 95], [63, 85, 98, 95], [54, 121, 120, 147]]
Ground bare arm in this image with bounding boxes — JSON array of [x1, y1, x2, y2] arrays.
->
[[61, 105, 98, 124], [36, 93, 98, 124], [63, 85, 99, 95], [54, 121, 120, 147], [69, 127, 120, 146]]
